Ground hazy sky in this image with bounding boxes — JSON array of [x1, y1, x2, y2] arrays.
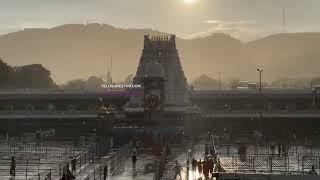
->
[[0, 0, 320, 41]]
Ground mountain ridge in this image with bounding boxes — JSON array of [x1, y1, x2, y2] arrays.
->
[[0, 23, 319, 84]]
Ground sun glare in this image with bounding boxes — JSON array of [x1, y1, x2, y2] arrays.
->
[[184, 0, 197, 4]]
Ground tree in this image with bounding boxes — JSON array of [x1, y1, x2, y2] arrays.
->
[[124, 74, 134, 84], [271, 78, 308, 88], [13, 64, 55, 88], [85, 76, 104, 89], [0, 58, 14, 88], [63, 79, 86, 89], [193, 74, 219, 90]]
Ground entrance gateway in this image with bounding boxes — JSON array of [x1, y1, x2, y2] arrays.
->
[[124, 35, 198, 121]]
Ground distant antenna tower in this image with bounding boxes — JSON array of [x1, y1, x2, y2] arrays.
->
[[110, 56, 113, 84], [282, 8, 287, 33]]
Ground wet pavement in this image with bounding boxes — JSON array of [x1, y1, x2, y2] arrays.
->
[[161, 137, 212, 180], [110, 152, 157, 180], [71, 149, 157, 180]]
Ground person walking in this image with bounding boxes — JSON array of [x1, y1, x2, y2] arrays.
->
[[173, 161, 182, 180], [197, 159, 203, 175], [308, 165, 318, 175], [205, 144, 209, 156], [270, 142, 275, 154], [132, 152, 137, 169], [210, 145, 216, 156], [10, 156, 16, 176], [191, 158, 197, 171], [203, 159, 209, 178], [103, 163, 108, 180], [278, 143, 282, 155], [71, 158, 76, 175], [60, 165, 75, 180], [209, 158, 214, 176], [214, 159, 226, 173]]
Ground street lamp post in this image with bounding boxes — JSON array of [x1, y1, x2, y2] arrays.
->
[[257, 69, 264, 134], [257, 69, 263, 96]]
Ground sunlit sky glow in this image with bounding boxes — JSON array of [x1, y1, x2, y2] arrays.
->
[[1, 0, 320, 41], [184, 0, 198, 5]]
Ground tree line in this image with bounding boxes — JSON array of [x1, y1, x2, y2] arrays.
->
[[1, 57, 320, 90], [192, 74, 320, 90], [0, 58, 55, 89]]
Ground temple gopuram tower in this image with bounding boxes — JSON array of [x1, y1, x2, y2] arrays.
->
[[125, 35, 191, 120]]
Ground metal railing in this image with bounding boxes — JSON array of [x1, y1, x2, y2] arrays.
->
[[214, 143, 320, 174], [0, 144, 86, 158], [41, 141, 109, 180], [77, 144, 131, 180]]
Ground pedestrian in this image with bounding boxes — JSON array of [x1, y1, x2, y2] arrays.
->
[[209, 159, 214, 175], [238, 146, 243, 161], [239, 145, 247, 161], [278, 144, 282, 155], [203, 159, 209, 178], [308, 165, 318, 175], [103, 163, 108, 180], [205, 144, 209, 156], [60, 165, 75, 180], [197, 159, 203, 175], [270, 142, 275, 154], [71, 158, 76, 175], [173, 161, 182, 179], [191, 158, 197, 171], [132, 152, 137, 169], [210, 145, 216, 156], [10, 156, 16, 176], [282, 144, 287, 156], [243, 145, 247, 160], [214, 159, 225, 173]]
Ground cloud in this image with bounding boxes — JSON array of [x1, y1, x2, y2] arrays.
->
[[204, 20, 256, 26], [186, 20, 263, 41]]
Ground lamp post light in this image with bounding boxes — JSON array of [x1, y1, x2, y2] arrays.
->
[[257, 68, 264, 134], [257, 69, 263, 96]]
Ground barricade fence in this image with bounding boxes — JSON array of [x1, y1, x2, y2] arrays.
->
[[218, 153, 320, 174], [214, 145, 320, 174], [0, 158, 68, 179], [298, 153, 320, 172], [215, 144, 316, 158], [41, 140, 110, 180], [75, 144, 132, 180], [0, 144, 87, 158], [39, 141, 134, 180], [218, 154, 290, 173]]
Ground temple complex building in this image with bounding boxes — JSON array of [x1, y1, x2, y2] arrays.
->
[[125, 35, 192, 119]]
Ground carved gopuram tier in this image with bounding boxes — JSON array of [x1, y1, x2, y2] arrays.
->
[[131, 35, 189, 107]]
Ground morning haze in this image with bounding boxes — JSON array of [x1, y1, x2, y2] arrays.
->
[[0, 0, 320, 84], [2, 1, 320, 179]]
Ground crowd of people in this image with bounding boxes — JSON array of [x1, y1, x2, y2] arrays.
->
[[191, 158, 216, 178], [173, 139, 226, 179]]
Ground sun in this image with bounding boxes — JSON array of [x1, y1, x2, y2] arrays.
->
[[184, 0, 197, 4]]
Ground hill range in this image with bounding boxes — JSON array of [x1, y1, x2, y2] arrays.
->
[[0, 23, 319, 84]]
